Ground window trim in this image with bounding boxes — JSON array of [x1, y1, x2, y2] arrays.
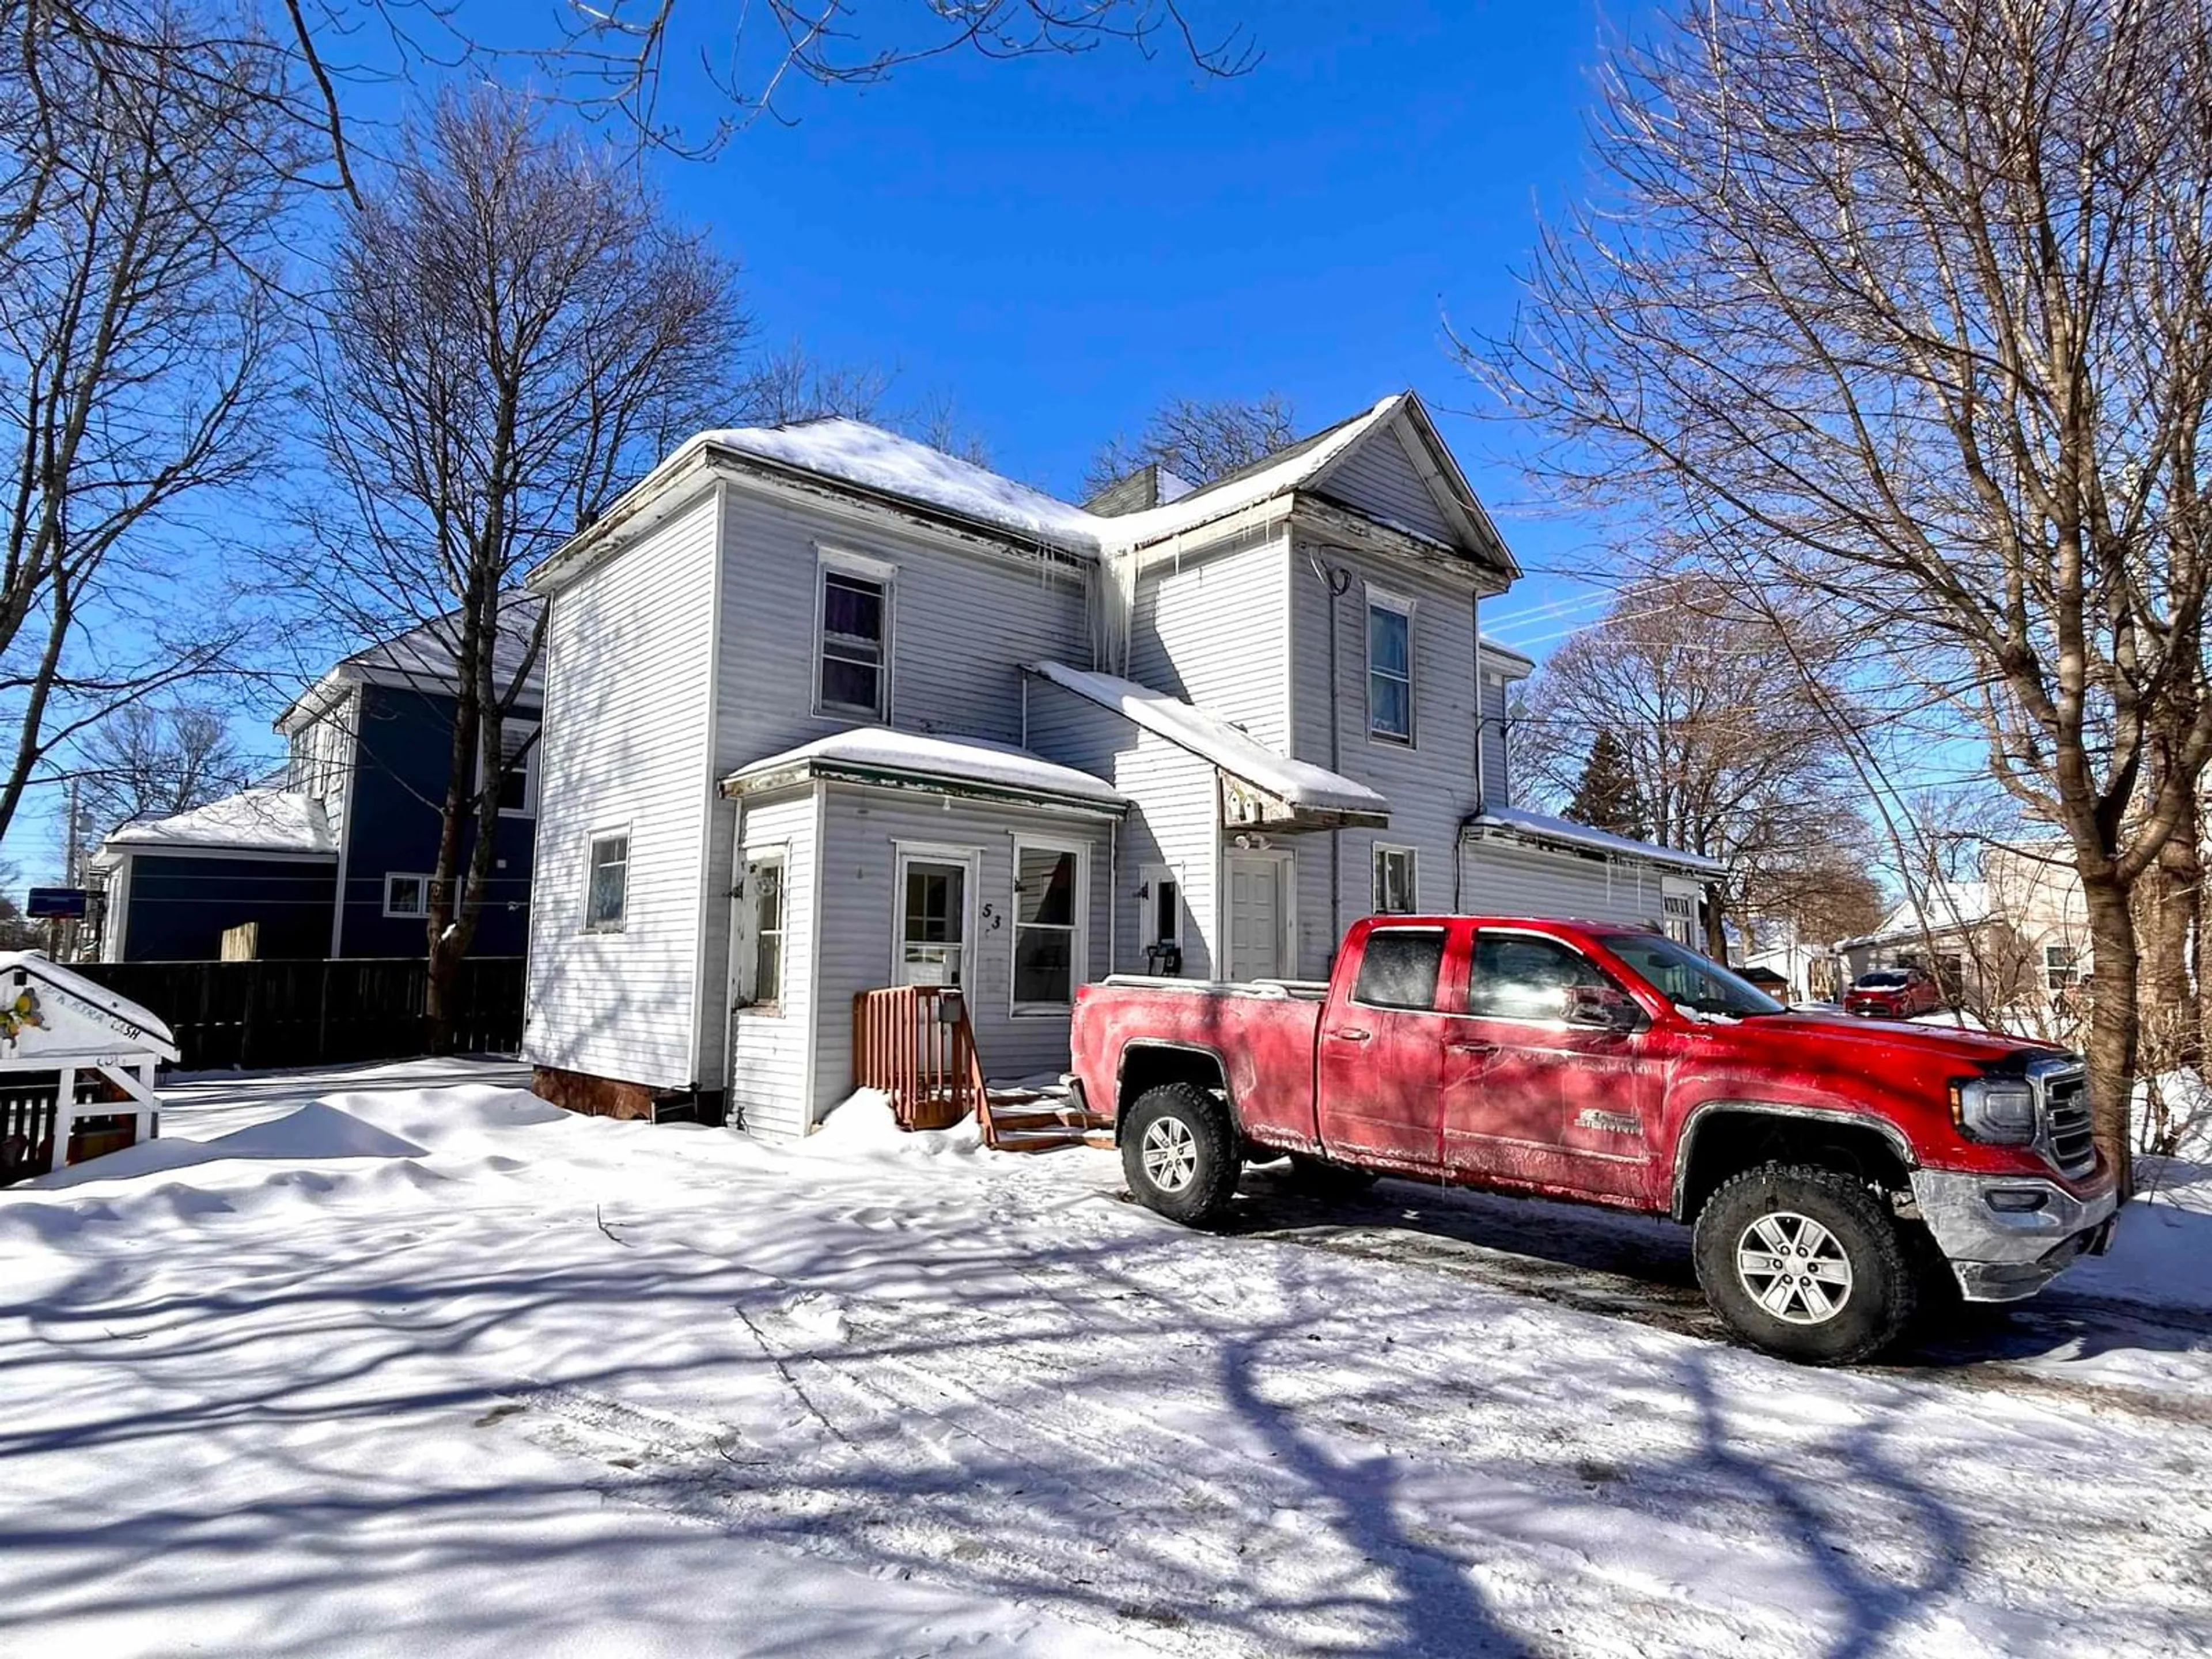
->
[[814, 548, 896, 722], [738, 847, 789, 1014], [890, 840, 980, 990], [1372, 843, 1418, 915], [482, 718, 541, 819], [383, 871, 430, 920], [1349, 923, 1450, 1014], [1010, 835, 1089, 1017], [582, 826, 631, 935], [2043, 942, 2080, 991], [1365, 585, 1416, 747]]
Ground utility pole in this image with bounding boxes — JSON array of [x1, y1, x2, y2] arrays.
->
[[59, 780, 79, 960]]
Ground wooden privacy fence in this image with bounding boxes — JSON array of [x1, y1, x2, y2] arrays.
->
[[70, 957, 526, 1072], [852, 985, 985, 1131]]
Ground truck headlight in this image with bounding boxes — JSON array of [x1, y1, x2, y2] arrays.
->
[[1953, 1078, 2037, 1145]]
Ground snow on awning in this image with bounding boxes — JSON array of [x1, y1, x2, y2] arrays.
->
[[98, 789, 336, 861], [721, 727, 1127, 816], [1468, 805, 1723, 878], [0, 952, 178, 1061], [1025, 660, 1391, 830]]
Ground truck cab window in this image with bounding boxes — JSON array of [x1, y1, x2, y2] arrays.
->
[[1468, 933, 1611, 1022], [1354, 927, 1446, 1011]]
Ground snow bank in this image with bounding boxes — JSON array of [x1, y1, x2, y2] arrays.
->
[[802, 1088, 986, 1159], [29, 1100, 425, 1190]]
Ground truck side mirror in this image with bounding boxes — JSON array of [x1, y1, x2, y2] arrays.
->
[[1565, 985, 1643, 1034]]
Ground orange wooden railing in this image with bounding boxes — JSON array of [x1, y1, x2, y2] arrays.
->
[[852, 986, 986, 1132]]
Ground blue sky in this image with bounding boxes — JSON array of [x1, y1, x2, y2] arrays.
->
[[14, 2, 1645, 882], [639, 0, 1637, 627]]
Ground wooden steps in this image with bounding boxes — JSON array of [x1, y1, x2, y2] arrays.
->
[[980, 1088, 1112, 1153]]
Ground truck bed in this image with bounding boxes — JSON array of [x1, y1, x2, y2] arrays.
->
[[1070, 976, 1327, 1151]]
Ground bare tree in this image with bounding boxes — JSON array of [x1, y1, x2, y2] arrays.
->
[[304, 89, 745, 1045], [71, 703, 255, 849], [1517, 577, 1870, 956], [1085, 393, 1297, 497], [1474, 0, 2212, 1187], [0, 4, 293, 854], [738, 341, 891, 426]]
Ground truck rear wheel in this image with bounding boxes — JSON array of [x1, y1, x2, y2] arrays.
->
[[1122, 1082, 1240, 1227], [1692, 1162, 1916, 1365]]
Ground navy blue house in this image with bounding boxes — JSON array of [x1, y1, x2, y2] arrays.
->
[[90, 611, 541, 963]]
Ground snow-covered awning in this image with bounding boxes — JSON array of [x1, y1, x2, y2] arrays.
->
[[721, 728, 1128, 817], [1025, 660, 1391, 830], [1466, 805, 1723, 878], [95, 789, 336, 864]]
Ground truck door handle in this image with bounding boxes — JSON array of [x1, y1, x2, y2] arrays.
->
[[1445, 1039, 1496, 1055], [1330, 1027, 1372, 1043]]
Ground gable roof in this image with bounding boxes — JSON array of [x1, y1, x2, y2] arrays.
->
[[532, 391, 1518, 594], [1025, 660, 1389, 824], [276, 596, 545, 733], [96, 789, 336, 861]]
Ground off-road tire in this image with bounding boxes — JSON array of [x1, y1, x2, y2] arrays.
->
[[1692, 1162, 1916, 1365], [1121, 1082, 1241, 1227], [1283, 1153, 1378, 1197]]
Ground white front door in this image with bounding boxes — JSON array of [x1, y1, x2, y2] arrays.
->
[[895, 847, 978, 988], [1226, 854, 1285, 981]]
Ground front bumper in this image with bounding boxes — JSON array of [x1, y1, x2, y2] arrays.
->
[[1910, 1166, 2121, 1302]]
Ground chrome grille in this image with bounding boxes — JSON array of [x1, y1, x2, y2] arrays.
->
[[2037, 1066, 2097, 1176]]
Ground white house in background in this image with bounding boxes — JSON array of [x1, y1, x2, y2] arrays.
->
[[519, 391, 1722, 1134]]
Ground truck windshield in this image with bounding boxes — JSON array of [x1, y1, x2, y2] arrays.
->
[[1598, 933, 1786, 1018]]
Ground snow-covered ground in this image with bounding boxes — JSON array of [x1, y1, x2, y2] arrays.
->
[[3, 1060, 2209, 1657]]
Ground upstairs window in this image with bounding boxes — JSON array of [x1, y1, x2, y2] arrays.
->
[[585, 831, 629, 933], [2045, 944, 2080, 990], [1368, 592, 1414, 744], [1373, 846, 1417, 915], [819, 559, 891, 718], [494, 721, 540, 816]]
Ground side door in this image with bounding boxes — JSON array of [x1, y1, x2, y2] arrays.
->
[[1313, 923, 1456, 1176], [1441, 930, 1664, 1200]]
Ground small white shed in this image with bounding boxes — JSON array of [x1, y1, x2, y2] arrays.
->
[[0, 952, 177, 1183]]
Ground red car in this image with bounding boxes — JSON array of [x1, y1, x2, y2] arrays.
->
[[1844, 967, 1945, 1019], [1069, 916, 2116, 1365]]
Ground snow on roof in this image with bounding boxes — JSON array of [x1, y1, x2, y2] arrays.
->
[[1094, 396, 1403, 550], [701, 419, 1104, 556], [1836, 881, 1994, 951], [722, 726, 1127, 810], [1025, 660, 1391, 820], [342, 594, 544, 692], [100, 789, 336, 858], [1472, 804, 1725, 877]]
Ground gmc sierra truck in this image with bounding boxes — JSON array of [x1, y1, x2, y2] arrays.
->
[[1067, 916, 2119, 1363]]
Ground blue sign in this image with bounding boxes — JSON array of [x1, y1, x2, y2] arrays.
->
[[25, 887, 88, 919]]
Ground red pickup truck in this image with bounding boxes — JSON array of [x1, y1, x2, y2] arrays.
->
[[1067, 916, 2119, 1364]]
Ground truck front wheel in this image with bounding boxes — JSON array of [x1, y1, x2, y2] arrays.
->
[[1692, 1163, 1916, 1365], [1122, 1083, 1241, 1227]]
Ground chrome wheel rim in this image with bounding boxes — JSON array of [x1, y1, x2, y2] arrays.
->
[[1735, 1210, 1854, 1325], [1140, 1116, 1199, 1193]]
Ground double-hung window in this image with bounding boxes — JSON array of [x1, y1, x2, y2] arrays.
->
[[818, 556, 891, 718], [1373, 846, 1416, 915], [584, 831, 629, 933], [1013, 841, 1084, 1010], [1368, 590, 1414, 744], [2044, 944, 2079, 991], [494, 721, 540, 816]]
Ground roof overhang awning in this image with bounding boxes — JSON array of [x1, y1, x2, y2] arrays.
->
[[1221, 772, 1388, 832], [1464, 808, 1725, 879], [721, 730, 1128, 821]]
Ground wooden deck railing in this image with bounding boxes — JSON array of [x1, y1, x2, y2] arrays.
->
[[852, 986, 986, 1132]]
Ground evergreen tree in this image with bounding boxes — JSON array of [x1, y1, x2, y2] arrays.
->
[[1567, 728, 1645, 838]]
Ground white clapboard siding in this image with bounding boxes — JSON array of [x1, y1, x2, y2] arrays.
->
[[808, 786, 1115, 1128], [1024, 677, 1222, 978], [524, 489, 721, 1089], [1316, 423, 1457, 546], [726, 787, 818, 1139], [691, 486, 1094, 1089], [1458, 836, 1669, 927], [1127, 530, 1291, 752], [1285, 532, 1483, 975]]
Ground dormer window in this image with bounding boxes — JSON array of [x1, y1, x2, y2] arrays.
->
[[1368, 589, 1415, 745], [817, 552, 893, 719]]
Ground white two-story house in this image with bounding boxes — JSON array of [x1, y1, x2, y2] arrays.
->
[[520, 392, 1719, 1134]]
